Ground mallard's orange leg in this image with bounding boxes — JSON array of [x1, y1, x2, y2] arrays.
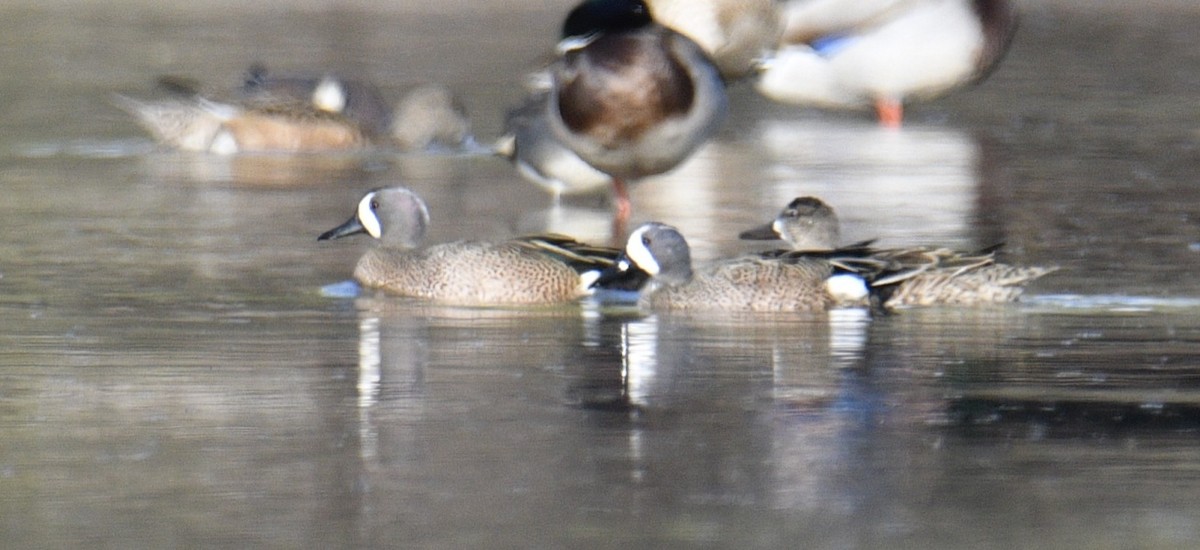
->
[[610, 177, 631, 245], [875, 97, 903, 129]]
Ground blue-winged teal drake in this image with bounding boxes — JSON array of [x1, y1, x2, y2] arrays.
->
[[757, 0, 1018, 127], [593, 222, 873, 312], [240, 66, 472, 150], [238, 64, 395, 139], [544, 0, 729, 221], [739, 196, 1057, 306], [117, 68, 471, 153], [114, 92, 367, 154], [318, 187, 644, 306]]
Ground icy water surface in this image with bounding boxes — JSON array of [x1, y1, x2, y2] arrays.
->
[[2, 1, 1200, 548]]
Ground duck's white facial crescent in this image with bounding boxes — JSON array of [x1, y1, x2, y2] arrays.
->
[[357, 192, 383, 239], [625, 225, 660, 276]]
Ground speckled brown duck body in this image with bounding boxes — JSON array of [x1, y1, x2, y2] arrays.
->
[[319, 187, 631, 306], [112, 98, 367, 154], [593, 222, 872, 312], [739, 196, 1056, 308], [350, 240, 593, 306], [116, 68, 471, 154], [641, 255, 848, 312]]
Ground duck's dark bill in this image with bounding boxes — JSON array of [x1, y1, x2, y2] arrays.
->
[[318, 216, 366, 241], [738, 223, 781, 241]]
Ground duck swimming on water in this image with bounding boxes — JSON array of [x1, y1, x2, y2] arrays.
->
[[739, 196, 1056, 307]]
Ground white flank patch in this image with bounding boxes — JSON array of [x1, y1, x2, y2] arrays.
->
[[209, 130, 238, 155], [825, 274, 868, 303], [312, 76, 347, 113], [357, 192, 383, 239], [625, 226, 660, 276], [577, 270, 601, 294]]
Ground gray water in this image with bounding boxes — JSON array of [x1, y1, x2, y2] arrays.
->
[[3, 1, 1200, 548]]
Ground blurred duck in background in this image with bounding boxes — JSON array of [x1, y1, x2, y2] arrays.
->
[[644, 0, 782, 80], [755, 0, 1018, 127], [116, 65, 472, 154], [501, 0, 728, 235], [495, 91, 613, 202]]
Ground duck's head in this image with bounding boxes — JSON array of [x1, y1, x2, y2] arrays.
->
[[318, 187, 430, 249], [561, 0, 653, 41], [739, 196, 840, 251], [593, 222, 693, 289]]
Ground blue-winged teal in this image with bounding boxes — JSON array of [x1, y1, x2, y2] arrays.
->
[[739, 196, 1056, 306], [240, 66, 472, 150], [318, 187, 644, 306], [544, 0, 729, 221], [238, 64, 395, 139], [593, 222, 873, 312], [114, 92, 367, 154], [757, 0, 1018, 127], [116, 68, 471, 153]]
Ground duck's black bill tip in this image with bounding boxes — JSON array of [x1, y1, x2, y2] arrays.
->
[[318, 216, 366, 242]]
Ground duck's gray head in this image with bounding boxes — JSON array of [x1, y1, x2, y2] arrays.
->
[[317, 187, 430, 249], [591, 222, 693, 289], [739, 196, 840, 251], [609, 222, 694, 286]]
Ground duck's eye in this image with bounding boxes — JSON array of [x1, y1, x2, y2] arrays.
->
[[370, 200, 380, 210], [641, 235, 652, 246]]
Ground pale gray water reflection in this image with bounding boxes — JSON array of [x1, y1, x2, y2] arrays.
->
[[3, 1, 1200, 548]]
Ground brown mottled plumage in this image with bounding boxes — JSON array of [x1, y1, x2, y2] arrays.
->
[[114, 94, 369, 154], [351, 241, 594, 306], [643, 256, 842, 312], [593, 222, 871, 312], [739, 196, 1057, 308], [219, 110, 366, 152], [879, 261, 1051, 306], [116, 69, 471, 154], [318, 187, 628, 306]]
